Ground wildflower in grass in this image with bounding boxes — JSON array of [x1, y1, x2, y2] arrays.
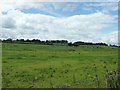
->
[[35, 76, 38, 80]]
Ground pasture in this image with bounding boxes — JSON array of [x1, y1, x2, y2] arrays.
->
[[2, 43, 118, 88]]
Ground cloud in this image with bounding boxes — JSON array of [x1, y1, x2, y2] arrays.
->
[[0, 9, 118, 45], [2, 16, 16, 28], [83, 2, 118, 14], [51, 2, 77, 12], [0, 2, 77, 17], [101, 31, 119, 45], [0, 1, 118, 18], [0, 0, 119, 3]]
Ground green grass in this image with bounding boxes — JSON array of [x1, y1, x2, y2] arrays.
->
[[2, 43, 118, 88]]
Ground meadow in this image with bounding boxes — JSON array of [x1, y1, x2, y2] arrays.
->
[[2, 43, 119, 88]]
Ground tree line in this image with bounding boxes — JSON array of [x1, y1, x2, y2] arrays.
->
[[1, 38, 68, 45], [0, 38, 118, 47], [68, 41, 108, 46]]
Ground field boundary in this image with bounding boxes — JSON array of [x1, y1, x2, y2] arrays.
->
[[0, 41, 2, 90]]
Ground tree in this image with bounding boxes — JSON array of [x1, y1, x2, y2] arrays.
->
[[68, 42, 73, 46], [5, 38, 12, 43]]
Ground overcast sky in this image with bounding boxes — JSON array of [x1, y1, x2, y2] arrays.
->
[[0, 1, 119, 45]]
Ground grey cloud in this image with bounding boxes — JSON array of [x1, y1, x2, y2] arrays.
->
[[2, 17, 16, 29]]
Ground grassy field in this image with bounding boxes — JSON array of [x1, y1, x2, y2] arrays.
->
[[2, 43, 118, 88]]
